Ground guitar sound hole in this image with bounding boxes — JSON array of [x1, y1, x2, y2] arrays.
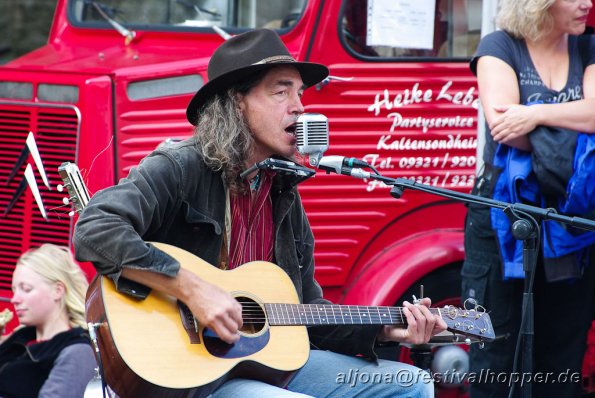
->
[[236, 296, 266, 335]]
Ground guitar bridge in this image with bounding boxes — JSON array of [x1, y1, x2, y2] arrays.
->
[[177, 300, 201, 344]]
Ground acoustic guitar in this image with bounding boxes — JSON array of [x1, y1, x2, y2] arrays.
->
[[60, 162, 495, 398]]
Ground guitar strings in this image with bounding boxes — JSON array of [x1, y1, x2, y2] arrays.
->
[[240, 302, 473, 316], [239, 302, 440, 316], [238, 303, 413, 324], [237, 304, 485, 327], [240, 302, 443, 310]]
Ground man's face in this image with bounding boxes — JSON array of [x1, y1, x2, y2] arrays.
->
[[239, 66, 306, 163]]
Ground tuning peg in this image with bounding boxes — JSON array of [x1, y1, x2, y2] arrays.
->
[[63, 197, 70, 205], [464, 298, 478, 310], [68, 211, 76, 217], [57, 184, 65, 192], [464, 338, 471, 345]]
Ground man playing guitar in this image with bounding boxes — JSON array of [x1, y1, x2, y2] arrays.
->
[[74, 29, 448, 398]]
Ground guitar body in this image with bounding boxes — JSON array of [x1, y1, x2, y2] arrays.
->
[[86, 242, 310, 398]]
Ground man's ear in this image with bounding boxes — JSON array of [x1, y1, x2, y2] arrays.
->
[[237, 93, 246, 112]]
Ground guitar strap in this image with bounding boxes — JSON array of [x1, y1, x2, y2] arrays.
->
[[219, 228, 229, 270], [219, 190, 231, 270]]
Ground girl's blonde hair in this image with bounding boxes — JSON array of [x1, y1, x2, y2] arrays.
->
[[497, 0, 556, 41], [16, 244, 89, 329]]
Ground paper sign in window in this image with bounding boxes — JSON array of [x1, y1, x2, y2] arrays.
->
[[366, 0, 436, 50]]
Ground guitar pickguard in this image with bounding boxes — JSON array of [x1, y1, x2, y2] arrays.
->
[[203, 327, 270, 359]]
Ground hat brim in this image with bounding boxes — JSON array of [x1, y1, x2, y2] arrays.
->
[[186, 61, 328, 126]]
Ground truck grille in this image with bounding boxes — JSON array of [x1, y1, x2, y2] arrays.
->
[[0, 102, 79, 291]]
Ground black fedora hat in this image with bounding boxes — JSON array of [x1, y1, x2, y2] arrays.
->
[[186, 29, 329, 126]]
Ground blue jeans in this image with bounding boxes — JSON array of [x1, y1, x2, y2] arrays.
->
[[208, 350, 434, 397]]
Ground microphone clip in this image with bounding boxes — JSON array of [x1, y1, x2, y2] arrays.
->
[[240, 158, 315, 183]]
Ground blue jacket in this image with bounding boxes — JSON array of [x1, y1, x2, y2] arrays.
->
[[490, 134, 595, 279]]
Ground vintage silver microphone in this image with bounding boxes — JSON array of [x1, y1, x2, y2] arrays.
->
[[296, 113, 329, 167]]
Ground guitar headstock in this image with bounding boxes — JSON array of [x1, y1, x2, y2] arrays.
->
[[439, 304, 495, 343], [58, 162, 90, 214]]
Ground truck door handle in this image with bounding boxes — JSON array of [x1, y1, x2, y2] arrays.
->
[[316, 75, 354, 90]]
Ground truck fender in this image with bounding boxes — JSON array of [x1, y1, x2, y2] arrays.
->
[[340, 230, 464, 306]]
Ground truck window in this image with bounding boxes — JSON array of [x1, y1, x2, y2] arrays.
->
[[342, 0, 482, 59], [69, 0, 307, 31]]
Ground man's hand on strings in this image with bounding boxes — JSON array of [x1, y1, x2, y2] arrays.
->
[[377, 297, 447, 345], [188, 277, 244, 345]]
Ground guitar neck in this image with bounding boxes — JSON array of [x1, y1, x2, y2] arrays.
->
[[263, 303, 441, 327]]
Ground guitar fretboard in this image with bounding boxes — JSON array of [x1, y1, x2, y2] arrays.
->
[[263, 303, 441, 326]]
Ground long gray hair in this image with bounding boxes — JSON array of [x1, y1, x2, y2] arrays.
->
[[194, 71, 268, 193]]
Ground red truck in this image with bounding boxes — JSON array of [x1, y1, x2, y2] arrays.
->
[[0, 0, 593, 395]]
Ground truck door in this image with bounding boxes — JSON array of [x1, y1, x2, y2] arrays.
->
[[300, 0, 483, 295]]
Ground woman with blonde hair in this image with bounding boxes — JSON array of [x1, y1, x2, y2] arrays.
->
[[463, 0, 594, 397], [0, 244, 96, 398]]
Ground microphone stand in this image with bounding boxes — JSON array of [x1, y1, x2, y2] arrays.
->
[[367, 173, 595, 231], [332, 168, 595, 398], [386, 177, 544, 398]]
